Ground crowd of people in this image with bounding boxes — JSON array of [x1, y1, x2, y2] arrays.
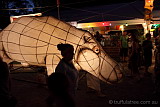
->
[[119, 32, 154, 76], [94, 30, 160, 94], [118, 31, 160, 93], [94, 31, 159, 74]]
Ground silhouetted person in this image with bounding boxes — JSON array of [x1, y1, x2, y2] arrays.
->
[[128, 34, 141, 81], [0, 57, 17, 107], [120, 31, 129, 62], [46, 43, 78, 107], [153, 38, 160, 94], [94, 31, 103, 42], [142, 33, 153, 76], [47, 73, 75, 107], [55, 43, 79, 96]]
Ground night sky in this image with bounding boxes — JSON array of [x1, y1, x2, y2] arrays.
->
[[58, 0, 143, 7], [0, 0, 158, 29]]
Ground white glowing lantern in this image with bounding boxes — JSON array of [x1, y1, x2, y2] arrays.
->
[[0, 16, 123, 84]]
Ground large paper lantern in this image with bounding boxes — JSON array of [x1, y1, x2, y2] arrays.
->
[[0, 16, 123, 84]]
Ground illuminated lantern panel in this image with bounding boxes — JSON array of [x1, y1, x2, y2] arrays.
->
[[0, 16, 124, 84], [144, 0, 154, 11]]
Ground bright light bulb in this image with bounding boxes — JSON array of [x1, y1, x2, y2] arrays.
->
[[147, 0, 151, 3]]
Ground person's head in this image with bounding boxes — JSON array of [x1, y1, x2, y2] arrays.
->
[[123, 31, 127, 36], [131, 33, 138, 42], [145, 33, 151, 40], [95, 31, 100, 36], [57, 43, 74, 62]]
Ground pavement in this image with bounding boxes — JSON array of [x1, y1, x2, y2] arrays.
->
[[10, 58, 160, 107]]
